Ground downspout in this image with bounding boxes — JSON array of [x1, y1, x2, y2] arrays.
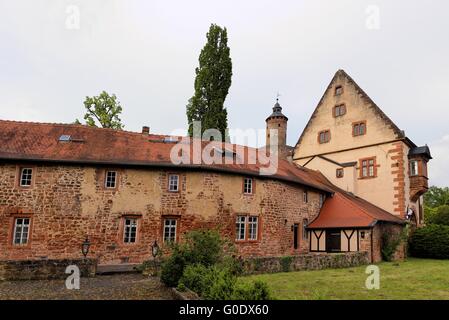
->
[[370, 227, 374, 263]]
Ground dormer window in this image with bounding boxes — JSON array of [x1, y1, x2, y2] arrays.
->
[[410, 160, 419, 176], [318, 130, 331, 144], [333, 104, 346, 117], [335, 86, 343, 96]]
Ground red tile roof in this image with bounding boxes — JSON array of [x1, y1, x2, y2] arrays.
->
[[0, 120, 333, 193], [0, 119, 405, 228], [307, 190, 405, 229]]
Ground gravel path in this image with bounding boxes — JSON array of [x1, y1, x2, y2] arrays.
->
[[0, 274, 174, 300]]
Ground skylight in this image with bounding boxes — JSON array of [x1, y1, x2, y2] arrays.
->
[[58, 135, 71, 142]]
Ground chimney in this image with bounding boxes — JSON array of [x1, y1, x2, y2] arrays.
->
[[142, 126, 150, 135]]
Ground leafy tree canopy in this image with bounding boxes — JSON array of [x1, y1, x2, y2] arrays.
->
[[76, 91, 124, 129], [186, 24, 232, 140]]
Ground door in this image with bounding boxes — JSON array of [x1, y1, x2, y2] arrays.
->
[[293, 224, 299, 249], [326, 229, 341, 252]]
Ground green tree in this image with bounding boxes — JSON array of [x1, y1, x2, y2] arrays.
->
[[186, 24, 232, 140], [76, 91, 124, 129], [424, 186, 449, 208]]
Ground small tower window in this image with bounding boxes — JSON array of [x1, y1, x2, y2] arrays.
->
[[335, 86, 343, 96], [336, 168, 344, 178], [333, 104, 346, 117], [318, 130, 331, 144], [353, 121, 366, 136], [410, 160, 419, 176]]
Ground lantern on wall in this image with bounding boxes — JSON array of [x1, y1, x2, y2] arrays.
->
[[151, 240, 159, 258], [81, 236, 91, 258]]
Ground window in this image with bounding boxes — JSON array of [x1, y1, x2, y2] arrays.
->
[[248, 216, 258, 240], [123, 218, 137, 243], [318, 130, 330, 144], [336, 168, 344, 178], [235, 215, 259, 241], [13, 218, 30, 245], [319, 194, 326, 208], [335, 86, 343, 96], [105, 171, 117, 188], [235, 216, 246, 241], [353, 121, 366, 136], [360, 157, 376, 178], [163, 218, 177, 242], [243, 178, 253, 194], [410, 160, 419, 176], [360, 231, 366, 239], [303, 191, 308, 203], [333, 104, 346, 117], [20, 168, 33, 187], [168, 174, 179, 192], [303, 219, 308, 240]]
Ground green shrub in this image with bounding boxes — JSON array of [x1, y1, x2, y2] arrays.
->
[[381, 226, 408, 262], [184, 230, 224, 266], [431, 205, 449, 226], [231, 281, 272, 300], [160, 246, 187, 287], [218, 256, 244, 276], [179, 264, 236, 299], [409, 224, 449, 259], [280, 256, 293, 272]]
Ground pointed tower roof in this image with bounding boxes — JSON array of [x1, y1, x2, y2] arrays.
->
[[295, 69, 406, 148], [266, 99, 288, 121]]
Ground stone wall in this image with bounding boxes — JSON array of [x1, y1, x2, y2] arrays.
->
[[242, 251, 370, 275], [0, 163, 323, 264], [0, 258, 97, 281]]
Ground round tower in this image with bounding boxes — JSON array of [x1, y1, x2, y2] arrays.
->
[[266, 98, 288, 148]]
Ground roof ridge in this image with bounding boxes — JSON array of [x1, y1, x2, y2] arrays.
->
[[0, 118, 168, 139]]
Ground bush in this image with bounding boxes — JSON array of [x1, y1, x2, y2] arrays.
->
[[160, 229, 229, 287], [231, 281, 272, 300], [431, 205, 449, 226], [184, 230, 224, 266], [381, 226, 407, 262], [409, 224, 449, 259], [179, 264, 236, 300], [179, 264, 271, 300], [160, 246, 187, 287]]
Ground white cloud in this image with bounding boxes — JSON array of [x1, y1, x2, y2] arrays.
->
[[428, 135, 449, 187]]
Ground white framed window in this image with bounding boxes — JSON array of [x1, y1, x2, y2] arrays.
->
[[168, 174, 179, 192], [303, 191, 308, 203], [303, 219, 308, 240], [163, 218, 177, 242], [20, 168, 33, 187], [123, 218, 137, 243], [335, 86, 343, 96], [319, 194, 326, 208], [361, 158, 376, 178], [243, 178, 253, 194], [13, 218, 30, 245], [248, 216, 258, 240], [235, 216, 246, 241], [410, 160, 419, 176], [105, 171, 117, 188]]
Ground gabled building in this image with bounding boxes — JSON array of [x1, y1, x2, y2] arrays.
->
[[294, 70, 431, 225]]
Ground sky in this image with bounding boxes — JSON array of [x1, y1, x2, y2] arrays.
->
[[0, 0, 448, 186]]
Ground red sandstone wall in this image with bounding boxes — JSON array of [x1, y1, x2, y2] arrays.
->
[[0, 163, 322, 264]]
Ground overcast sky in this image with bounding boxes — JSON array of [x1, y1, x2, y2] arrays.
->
[[0, 0, 448, 186]]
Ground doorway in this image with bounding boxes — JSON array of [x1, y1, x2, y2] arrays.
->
[[293, 223, 299, 250], [326, 229, 341, 252]]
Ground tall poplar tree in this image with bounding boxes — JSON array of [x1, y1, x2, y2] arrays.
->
[[186, 24, 232, 140]]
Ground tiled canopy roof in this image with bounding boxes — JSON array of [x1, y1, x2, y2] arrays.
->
[[307, 189, 405, 229], [0, 119, 332, 193]]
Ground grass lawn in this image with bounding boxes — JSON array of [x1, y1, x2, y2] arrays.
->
[[239, 258, 449, 300]]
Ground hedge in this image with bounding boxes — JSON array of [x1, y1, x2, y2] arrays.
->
[[409, 224, 449, 259]]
